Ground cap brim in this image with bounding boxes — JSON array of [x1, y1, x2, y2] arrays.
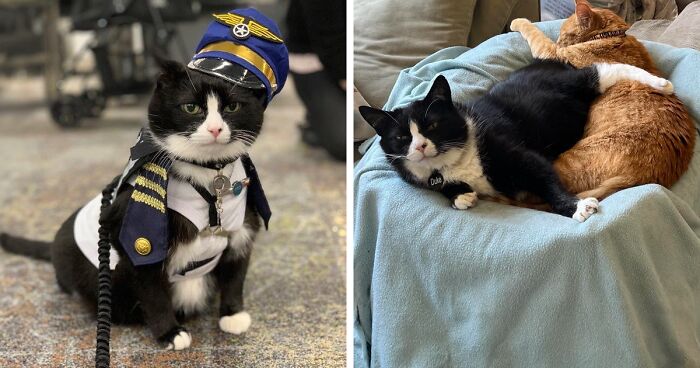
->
[[187, 58, 266, 90]]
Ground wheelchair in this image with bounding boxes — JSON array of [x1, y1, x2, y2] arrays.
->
[[48, 0, 201, 127]]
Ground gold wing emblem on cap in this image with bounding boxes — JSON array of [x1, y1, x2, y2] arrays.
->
[[213, 13, 284, 43]]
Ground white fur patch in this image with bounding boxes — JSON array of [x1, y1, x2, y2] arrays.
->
[[171, 160, 231, 189], [229, 225, 254, 259], [452, 192, 478, 210], [219, 311, 252, 334], [166, 330, 192, 350], [594, 63, 673, 94], [168, 236, 228, 277], [572, 197, 599, 223], [407, 121, 438, 161], [171, 275, 213, 315], [162, 134, 248, 163], [403, 119, 496, 196]]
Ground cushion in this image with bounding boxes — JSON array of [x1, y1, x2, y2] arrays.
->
[[629, 2, 700, 50], [353, 0, 477, 108], [354, 0, 543, 109], [656, 1, 700, 50], [354, 20, 700, 368]]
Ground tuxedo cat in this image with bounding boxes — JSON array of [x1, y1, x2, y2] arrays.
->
[[0, 59, 268, 350], [360, 60, 673, 222]]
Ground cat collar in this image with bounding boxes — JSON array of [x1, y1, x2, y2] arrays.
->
[[590, 29, 626, 41], [428, 171, 445, 190]]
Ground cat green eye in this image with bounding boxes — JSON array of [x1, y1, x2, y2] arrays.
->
[[180, 103, 202, 114], [427, 122, 439, 131], [223, 102, 241, 113], [395, 135, 409, 141]]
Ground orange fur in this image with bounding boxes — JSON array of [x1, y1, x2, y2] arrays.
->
[[510, 1, 695, 201]]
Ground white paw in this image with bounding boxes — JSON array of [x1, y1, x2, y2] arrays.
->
[[648, 76, 674, 94], [219, 311, 252, 335], [166, 330, 192, 351], [572, 197, 599, 222], [452, 192, 478, 210]]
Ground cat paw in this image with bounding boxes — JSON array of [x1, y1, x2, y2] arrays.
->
[[162, 327, 192, 351], [510, 18, 531, 32], [219, 311, 251, 335], [649, 77, 674, 95], [572, 198, 599, 222], [452, 192, 478, 210]]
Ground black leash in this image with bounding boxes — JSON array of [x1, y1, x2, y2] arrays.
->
[[190, 183, 220, 227], [96, 175, 120, 368]]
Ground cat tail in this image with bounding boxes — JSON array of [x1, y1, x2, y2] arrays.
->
[[0, 233, 51, 261], [576, 176, 633, 200]]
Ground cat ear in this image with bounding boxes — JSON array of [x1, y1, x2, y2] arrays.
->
[[153, 55, 187, 87], [575, 1, 596, 29], [425, 75, 453, 104], [359, 106, 394, 136]]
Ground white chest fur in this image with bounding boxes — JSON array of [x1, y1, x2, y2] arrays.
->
[[403, 127, 496, 196], [440, 145, 496, 196]]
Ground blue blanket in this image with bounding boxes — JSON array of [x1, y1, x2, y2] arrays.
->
[[354, 20, 700, 368]]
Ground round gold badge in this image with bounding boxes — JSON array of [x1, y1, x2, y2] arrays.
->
[[134, 237, 151, 256]]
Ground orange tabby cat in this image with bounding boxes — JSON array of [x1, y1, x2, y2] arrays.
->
[[510, 0, 695, 200]]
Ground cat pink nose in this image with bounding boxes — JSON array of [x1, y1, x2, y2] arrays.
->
[[208, 127, 222, 138], [415, 143, 427, 152]]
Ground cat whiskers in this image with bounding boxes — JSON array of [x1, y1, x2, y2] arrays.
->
[[385, 153, 407, 164], [424, 98, 439, 120], [438, 141, 467, 153], [231, 130, 258, 146], [185, 68, 198, 93], [381, 110, 401, 126]]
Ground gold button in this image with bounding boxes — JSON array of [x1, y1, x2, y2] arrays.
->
[[134, 237, 151, 256]]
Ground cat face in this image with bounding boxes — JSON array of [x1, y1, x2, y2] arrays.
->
[[557, 0, 629, 47], [148, 59, 267, 163], [359, 75, 468, 164]]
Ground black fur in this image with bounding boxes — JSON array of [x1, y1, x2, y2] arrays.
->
[[360, 60, 602, 217], [0, 233, 52, 261], [148, 58, 266, 153], [0, 59, 266, 347]]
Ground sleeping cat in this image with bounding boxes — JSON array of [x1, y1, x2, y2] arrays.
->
[[510, 0, 696, 199], [0, 59, 267, 350], [360, 60, 673, 221]]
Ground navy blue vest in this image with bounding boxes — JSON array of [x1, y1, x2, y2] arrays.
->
[[115, 130, 271, 266]]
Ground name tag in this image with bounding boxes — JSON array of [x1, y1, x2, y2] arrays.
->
[[428, 171, 444, 190]]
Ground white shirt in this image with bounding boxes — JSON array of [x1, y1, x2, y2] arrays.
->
[[74, 160, 247, 282]]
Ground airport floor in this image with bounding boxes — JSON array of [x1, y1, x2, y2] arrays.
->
[[0, 76, 346, 367]]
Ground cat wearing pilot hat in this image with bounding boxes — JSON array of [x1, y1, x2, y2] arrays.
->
[[1, 8, 288, 350]]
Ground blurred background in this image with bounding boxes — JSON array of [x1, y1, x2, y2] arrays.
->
[[0, 0, 345, 366]]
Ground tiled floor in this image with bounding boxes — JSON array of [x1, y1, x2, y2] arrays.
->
[[0, 76, 346, 367]]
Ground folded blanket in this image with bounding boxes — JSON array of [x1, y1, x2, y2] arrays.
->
[[354, 20, 700, 368]]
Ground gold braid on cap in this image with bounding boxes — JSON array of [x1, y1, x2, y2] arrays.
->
[[196, 41, 277, 90]]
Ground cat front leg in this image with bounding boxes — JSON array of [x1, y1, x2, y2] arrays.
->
[[440, 182, 478, 210], [592, 63, 674, 94], [216, 213, 258, 335], [510, 18, 558, 60], [215, 247, 251, 335], [131, 262, 192, 350]]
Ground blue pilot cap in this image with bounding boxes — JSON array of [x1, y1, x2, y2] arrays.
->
[[188, 8, 289, 104]]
